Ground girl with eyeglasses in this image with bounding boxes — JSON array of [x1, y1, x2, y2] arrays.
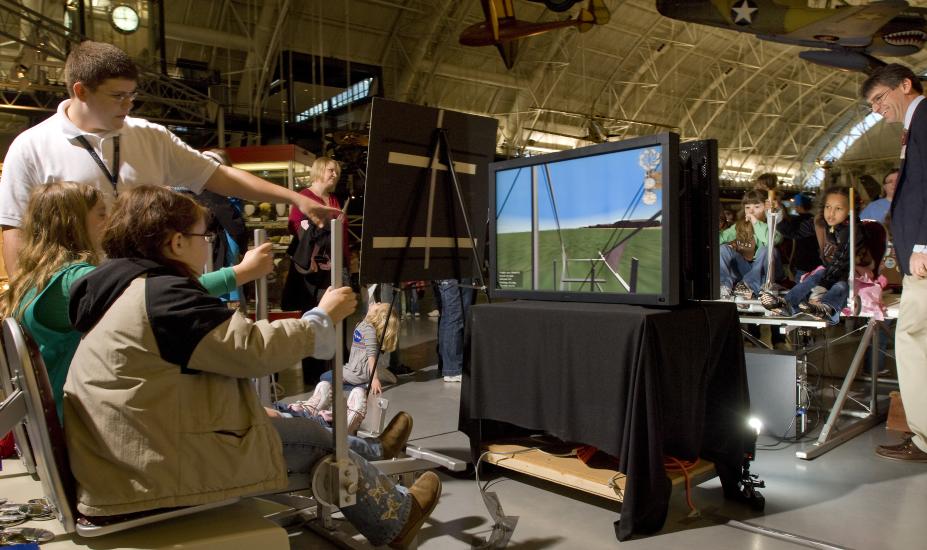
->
[[61, 185, 439, 548]]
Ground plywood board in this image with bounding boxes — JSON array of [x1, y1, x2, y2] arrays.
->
[[484, 442, 716, 503]]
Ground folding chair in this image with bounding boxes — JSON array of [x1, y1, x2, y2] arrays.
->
[[0, 317, 238, 537], [0, 331, 36, 475]]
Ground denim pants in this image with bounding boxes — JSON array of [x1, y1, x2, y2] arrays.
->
[[720, 245, 770, 294], [783, 270, 848, 325], [320, 369, 369, 390], [402, 287, 419, 315], [436, 279, 474, 377], [272, 400, 378, 453], [270, 417, 410, 546]]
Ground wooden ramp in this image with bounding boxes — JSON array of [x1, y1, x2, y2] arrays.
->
[[484, 442, 716, 503]]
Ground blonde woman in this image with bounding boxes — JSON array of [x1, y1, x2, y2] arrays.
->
[[282, 156, 351, 385]]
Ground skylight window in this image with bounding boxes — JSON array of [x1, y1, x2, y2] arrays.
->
[[295, 78, 374, 122]]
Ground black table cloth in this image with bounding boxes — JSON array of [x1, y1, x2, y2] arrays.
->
[[460, 300, 751, 541]]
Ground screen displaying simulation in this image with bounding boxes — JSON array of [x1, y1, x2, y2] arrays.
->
[[494, 144, 665, 296]]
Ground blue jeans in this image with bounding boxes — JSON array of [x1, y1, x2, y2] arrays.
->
[[270, 408, 383, 459], [270, 417, 410, 546], [436, 279, 474, 377], [320, 369, 369, 390], [783, 270, 847, 325], [402, 287, 419, 315], [720, 245, 770, 294]]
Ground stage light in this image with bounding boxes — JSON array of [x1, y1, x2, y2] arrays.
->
[[748, 416, 763, 435]]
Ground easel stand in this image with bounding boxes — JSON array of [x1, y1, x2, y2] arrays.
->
[[363, 124, 490, 401], [387, 126, 488, 293]]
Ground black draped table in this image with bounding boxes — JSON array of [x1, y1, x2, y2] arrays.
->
[[459, 300, 752, 541]]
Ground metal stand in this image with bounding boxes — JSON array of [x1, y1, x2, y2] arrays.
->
[[741, 314, 890, 455], [796, 318, 887, 460], [252, 228, 273, 406], [763, 192, 779, 291], [312, 218, 360, 509]]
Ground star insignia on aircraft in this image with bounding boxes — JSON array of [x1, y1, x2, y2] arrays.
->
[[731, 0, 758, 26]]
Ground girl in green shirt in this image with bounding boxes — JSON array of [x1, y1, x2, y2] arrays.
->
[[719, 189, 782, 299]]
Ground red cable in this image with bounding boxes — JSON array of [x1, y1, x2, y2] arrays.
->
[[664, 456, 700, 515]]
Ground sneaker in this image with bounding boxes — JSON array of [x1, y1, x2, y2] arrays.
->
[[759, 291, 788, 315], [290, 381, 332, 417], [733, 282, 754, 300], [427, 309, 440, 318], [388, 471, 442, 549], [799, 301, 834, 321], [378, 411, 413, 459], [719, 286, 734, 301], [388, 364, 415, 377], [443, 374, 462, 382], [346, 387, 368, 433]]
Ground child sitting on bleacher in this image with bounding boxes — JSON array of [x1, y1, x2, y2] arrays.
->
[[760, 185, 874, 324], [719, 189, 781, 300], [280, 301, 399, 433]]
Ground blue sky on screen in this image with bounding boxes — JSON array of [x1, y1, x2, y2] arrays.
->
[[495, 145, 663, 234]]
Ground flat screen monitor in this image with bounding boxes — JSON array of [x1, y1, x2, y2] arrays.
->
[[489, 132, 680, 305]]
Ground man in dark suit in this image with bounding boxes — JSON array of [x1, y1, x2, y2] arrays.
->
[[861, 64, 927, 462]]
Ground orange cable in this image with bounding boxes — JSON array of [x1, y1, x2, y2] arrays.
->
[[664, 456, 700, 515]]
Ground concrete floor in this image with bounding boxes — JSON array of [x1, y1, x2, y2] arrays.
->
[[289, 315, 927, 550]]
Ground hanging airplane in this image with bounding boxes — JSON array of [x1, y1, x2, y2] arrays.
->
[[656, 0, 927, 73], [459, 0, 611, 69]]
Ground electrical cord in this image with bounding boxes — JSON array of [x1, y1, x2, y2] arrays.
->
[[663, 456, 700, 517]]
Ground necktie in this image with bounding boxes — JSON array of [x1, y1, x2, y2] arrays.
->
[[902, 128, 909, 147]]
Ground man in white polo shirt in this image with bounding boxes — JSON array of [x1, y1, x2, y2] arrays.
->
[[0, 40, 337, 273]]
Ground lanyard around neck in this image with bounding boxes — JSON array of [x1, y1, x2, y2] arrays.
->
[[75, 135, 120, 194]]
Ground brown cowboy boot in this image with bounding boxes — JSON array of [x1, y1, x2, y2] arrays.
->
[[388, 471, 441, 549], [378, 411, 413, 460]]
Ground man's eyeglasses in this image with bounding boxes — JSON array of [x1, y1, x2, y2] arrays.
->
[[106, 91, 138, 102], [184, 232, 216, 244], [868, 88, 893, 112]]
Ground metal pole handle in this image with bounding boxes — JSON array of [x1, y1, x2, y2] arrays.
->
[[329, 218, 347, 461], [324, 216, 358, 508], [764, 190, 778, 291], [849, 187, 856, 311], [254, 229, 269, 321], [252, 229, 272, 406]]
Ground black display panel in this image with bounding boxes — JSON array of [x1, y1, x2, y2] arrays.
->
[[679, 138, 720, 301]]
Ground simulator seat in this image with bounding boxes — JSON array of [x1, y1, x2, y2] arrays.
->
[[0, 317, 288, 545]]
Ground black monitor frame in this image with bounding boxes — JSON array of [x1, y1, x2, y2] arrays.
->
[[679, 138, 720, 301]]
